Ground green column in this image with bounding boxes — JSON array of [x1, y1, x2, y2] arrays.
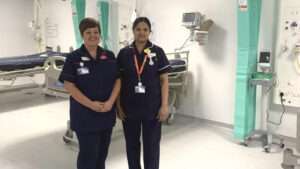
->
[[234, 0, 262, 142], [97, 0, 110, 49], [71, 0, 86, 48]]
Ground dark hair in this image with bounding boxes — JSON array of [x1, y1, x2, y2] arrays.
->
[[79, 17, 101, 36], [132, 17, 151, 31]]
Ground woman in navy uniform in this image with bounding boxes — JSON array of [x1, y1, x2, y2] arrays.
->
[[117, 17, 170, 169], [59, 18, 120, 169]]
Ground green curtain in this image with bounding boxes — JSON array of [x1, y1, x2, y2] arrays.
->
[[234, 0, 262, 142], [97, 0, 109, 49], [71, 0, 86, 48]]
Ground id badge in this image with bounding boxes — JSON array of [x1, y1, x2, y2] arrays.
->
[[77, 67, 90, 75], [135, 82, 146, 94]]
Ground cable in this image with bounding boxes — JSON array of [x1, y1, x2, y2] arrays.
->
[[267, 93, 286, 125], [174, 33, 192, 52]]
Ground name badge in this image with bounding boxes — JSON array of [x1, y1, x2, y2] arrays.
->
[[81, 56, 90, 61], [135, 82, 146, 94], [77, 67, 90, 75]]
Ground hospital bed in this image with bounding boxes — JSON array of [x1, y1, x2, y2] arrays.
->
[[43, 55, 69, 98], [165, 51, 189, 124], [50, 51, 190, 143], [0, 50, 67, 93]]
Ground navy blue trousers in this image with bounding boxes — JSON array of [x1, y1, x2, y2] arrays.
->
[[123, 118, 161, 169], [76, 128, 112, 169]]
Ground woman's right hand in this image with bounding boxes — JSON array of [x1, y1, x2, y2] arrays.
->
[[89, 101, 105, 112]]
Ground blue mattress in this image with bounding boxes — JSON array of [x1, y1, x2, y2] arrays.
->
[[0, 51, 68, 71], [169, 59, 186, 73], [0, 54, 187, 73]]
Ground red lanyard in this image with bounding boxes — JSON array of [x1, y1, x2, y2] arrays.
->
[[134, 53, 148, 82]]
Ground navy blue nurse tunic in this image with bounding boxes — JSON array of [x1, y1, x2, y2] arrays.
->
[[59, 44, 118, 132], [117, 41, 171, 169], [117, 41, 171, 120]]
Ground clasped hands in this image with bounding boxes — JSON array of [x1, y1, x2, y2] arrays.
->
[[90, 100, 113, 113]]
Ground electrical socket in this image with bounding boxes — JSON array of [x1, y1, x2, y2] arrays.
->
[[279, 92, 286, 102], [280, 92, 284, 97]]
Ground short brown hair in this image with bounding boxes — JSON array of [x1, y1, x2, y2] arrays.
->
[[79, 17, 101, 36]]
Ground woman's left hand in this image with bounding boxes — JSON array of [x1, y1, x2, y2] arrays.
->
[[157, 105, 169, 122]]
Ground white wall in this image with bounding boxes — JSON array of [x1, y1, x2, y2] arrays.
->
[[258, 0, 297, 138], [42, 0, 135, 52], [139, 0, 298, 138], [0, 0, 136, 54], [1, 0, 296, 138], [139, 0, 237, 125], [39, 0, 102, 52], [0, 0, 36, 56], [40, 0, 75, 52]]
